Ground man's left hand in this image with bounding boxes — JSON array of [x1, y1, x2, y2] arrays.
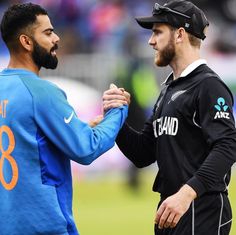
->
[[155, 184, 197, 229]]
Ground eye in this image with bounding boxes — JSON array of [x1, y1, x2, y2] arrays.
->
[[46, 31, 52, 36], [44, 29, 54, 36], [152, 29, 162, 36]]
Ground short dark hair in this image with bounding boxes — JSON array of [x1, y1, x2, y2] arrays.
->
[[0, 3, 47, 49]]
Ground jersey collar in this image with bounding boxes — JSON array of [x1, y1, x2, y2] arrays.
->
[[163, 59, 207, 85], [179, 59, 207, 78]]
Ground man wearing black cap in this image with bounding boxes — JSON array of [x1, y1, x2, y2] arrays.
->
[[103, 0, 236, 234]]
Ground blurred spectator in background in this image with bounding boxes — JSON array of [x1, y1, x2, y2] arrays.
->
[[88, 0, 128, 53]]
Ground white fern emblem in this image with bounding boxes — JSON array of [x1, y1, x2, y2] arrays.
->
[[168, 90, 187, 104]]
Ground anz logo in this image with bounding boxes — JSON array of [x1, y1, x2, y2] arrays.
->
[[214, 97, 230, 120]]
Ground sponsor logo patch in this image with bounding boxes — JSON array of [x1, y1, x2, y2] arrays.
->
[[214, 97, 230, 120]]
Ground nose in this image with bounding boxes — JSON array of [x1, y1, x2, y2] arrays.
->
[[148, 33, 155, 46], [53, 32, 60, 44]]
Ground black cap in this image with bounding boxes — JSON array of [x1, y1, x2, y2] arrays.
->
[[136, 0, 209, 40]]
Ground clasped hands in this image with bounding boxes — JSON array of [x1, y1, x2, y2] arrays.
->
[[88, 84, 130, 127]]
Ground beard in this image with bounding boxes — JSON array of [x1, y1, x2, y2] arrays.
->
[[32, 38, 58, 70], [155, 36, 176, 67]]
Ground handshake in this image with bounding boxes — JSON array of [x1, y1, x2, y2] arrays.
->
[[89, 84, 130, 127]]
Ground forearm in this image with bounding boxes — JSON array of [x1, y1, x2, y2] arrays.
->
[[73, 106, 128, 165], [116, 122, 156, 168]]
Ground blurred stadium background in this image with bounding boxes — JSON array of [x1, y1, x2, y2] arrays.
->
[[0, 0, 235, 234]]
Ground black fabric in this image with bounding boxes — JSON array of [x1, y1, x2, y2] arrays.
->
[[116, 119, 156, 168], [116, 64, 236, 197]]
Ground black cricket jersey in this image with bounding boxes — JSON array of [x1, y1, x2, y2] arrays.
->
[[116, 60, 236, 197]]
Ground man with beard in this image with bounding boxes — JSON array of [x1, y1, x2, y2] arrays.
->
[[103, 0, 236, 234], [0, 3, 128, 235]]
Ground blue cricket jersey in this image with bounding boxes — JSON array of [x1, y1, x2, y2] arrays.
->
[[0, 68, 128, 235]]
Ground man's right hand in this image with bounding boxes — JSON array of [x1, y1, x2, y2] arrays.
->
[[103, 84, 130, 112]]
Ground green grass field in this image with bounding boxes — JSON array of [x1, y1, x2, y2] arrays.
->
[[73, 170, 236, 235]]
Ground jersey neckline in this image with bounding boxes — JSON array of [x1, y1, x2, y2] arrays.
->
[[0, 68, 40, 79]]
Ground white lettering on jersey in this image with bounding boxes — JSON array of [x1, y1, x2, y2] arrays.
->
[[214, 111, 230, 120], [153, 116, 179, 137]]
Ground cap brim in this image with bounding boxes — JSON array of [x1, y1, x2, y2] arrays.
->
[[136, 16, 166, 29]]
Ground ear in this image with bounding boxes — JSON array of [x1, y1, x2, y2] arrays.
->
[[19, 34, 33, 52], [175, 27, 186, 44]]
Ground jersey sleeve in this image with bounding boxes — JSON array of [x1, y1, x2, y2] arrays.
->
[[29, 80, 128, 165], [186, 77, 236, 196], [116, 111, 157, 168]]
